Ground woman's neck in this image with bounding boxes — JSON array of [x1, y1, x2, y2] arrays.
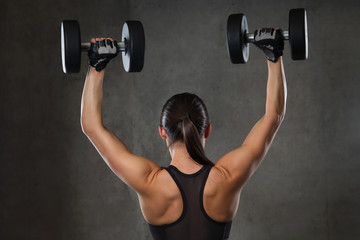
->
[[169, 142, 203, 174]]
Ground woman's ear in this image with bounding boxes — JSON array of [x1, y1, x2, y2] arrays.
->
[[204, 124, 212, 139], [158, 125, 167, 140]]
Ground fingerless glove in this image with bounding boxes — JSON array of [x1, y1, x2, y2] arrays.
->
[[253, 28, 284, 62], [88, 39, 118, 72]]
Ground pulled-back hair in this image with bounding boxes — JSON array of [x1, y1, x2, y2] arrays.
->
[[160, 93, 213, 166]]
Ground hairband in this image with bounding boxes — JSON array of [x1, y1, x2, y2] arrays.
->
[[181, 115, 190, 121]]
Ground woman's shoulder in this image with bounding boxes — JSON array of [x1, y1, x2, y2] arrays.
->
[[208, 165, 229, 183], [148, 166, 180, 195], [205, 165, 235, 196]]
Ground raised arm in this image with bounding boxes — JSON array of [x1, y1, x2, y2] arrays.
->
[[80, 39, 160, 195], [215, 57, 287, 191]]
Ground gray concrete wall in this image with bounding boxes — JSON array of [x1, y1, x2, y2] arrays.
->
[[1, 0, 359, 239]]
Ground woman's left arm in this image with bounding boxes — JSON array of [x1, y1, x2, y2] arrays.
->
[[80, 67, 161, 195]]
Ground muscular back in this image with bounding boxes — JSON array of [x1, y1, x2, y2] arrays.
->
[[139, 165, 241, 225]]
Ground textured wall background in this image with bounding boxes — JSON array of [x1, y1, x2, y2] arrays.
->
[[1, 0, 359, 239]]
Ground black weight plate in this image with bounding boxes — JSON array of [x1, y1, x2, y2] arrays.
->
[[122, 21, 145, 72], [61, 20, 81, 73], [227, 14, 249, 64], [289, 8, 308, 60]]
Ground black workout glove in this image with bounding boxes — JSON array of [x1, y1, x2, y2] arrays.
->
[[253, 28, 284, 62], [88, 39, 118, 72]]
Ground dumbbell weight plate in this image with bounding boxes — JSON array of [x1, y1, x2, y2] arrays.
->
[[289, 8, 308, 60], [227, 14, 249, 64], [61, 20, 81, 73], [122, 21, 145, 72]]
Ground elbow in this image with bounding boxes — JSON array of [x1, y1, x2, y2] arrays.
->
[[268, 102, 286, 123], [279, 103, 287, 122], [276, 112, 286, 125], [81, 120, 91, 135], [80, 117, 97, 136], [80, 111, 88, 134], [265, 112, 285, 127], [80, 113, 103, 136], [266, 101, 287, 124], [279, 110, 286, 122]]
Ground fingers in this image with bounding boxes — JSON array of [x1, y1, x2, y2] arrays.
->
[[90, 37, 118, 51], [91, 37, 118, 42], [257, 27, 281, 30]]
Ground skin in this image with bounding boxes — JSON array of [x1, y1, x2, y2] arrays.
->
[[81, 38, 287, 225]]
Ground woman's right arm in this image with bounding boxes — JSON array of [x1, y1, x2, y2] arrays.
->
[[215, 57, 287, 192], [81, 66, 161, 196]]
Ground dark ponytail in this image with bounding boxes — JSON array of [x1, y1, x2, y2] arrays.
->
[[160, 93, 213, 166]]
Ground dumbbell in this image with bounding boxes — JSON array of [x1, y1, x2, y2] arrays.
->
[[227, 8, 308, 63], [61, 20, 145, 73]]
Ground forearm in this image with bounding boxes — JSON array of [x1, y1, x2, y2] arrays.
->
[[81, 67, 105, 133], [265, 57, 287, 120]]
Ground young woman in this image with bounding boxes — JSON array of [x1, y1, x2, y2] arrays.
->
[[81, 28, 286, 240]]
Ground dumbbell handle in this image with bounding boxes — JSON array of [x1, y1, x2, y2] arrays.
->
[[246, 30, 289, 43], [81, 42, 126, 52]]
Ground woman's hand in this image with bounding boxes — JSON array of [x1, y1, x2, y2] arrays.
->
[[88, 38, 119, 72]]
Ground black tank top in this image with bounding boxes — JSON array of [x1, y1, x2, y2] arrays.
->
[[148, 165, 232, 240]]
